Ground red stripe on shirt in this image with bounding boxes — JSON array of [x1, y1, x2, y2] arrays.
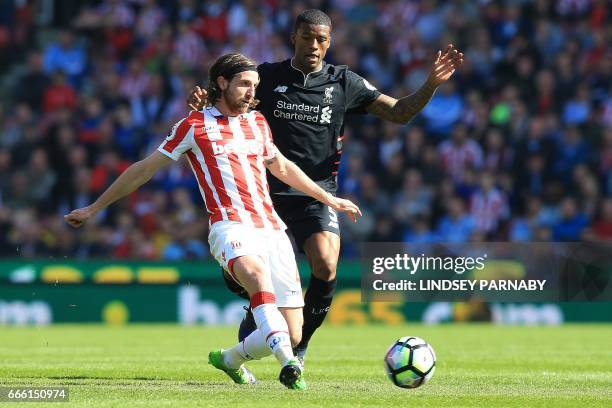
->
[[240, 119, 280, 229], [196, 116, 242, 224], [227, 149, 264, 227], [186, 149, 218, 219]]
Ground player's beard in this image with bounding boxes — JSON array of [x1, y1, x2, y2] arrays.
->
[[223, 91, 251, 114]]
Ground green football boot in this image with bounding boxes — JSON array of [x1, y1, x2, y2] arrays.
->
[[279, 358, 307, 390], [208, 349, 256, 384]]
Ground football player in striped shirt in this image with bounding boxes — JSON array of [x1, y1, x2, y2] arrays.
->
[[64, 53, 361, 390]]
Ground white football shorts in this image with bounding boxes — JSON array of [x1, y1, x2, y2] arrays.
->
[[208, 221, 304, 308]]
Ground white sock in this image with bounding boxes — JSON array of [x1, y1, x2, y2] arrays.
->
[[222, 329, 271, 369], [250, 292, 294, 366], [243, 329, 272, 359]]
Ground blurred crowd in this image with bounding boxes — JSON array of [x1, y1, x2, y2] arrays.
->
[[0, 0, 610, 260]]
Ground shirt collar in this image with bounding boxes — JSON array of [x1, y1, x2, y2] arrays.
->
[[288, 58, 327, 85], [206, 106, 224, 117], [207, 105, 252, 120]]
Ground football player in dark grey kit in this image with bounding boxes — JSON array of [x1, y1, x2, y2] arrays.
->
[[188, 9, 463, 363]]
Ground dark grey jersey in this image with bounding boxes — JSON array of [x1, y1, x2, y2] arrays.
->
[[257, 59, 380, 196]]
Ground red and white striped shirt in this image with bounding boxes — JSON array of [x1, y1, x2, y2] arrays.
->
[[438, 139, 483, 182], [470, 188, 509, 233], [158, 107, 286, 230]]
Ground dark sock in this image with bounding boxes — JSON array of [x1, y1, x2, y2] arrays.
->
[[238, 306, 257, 342], [294, 275, 337, 358]]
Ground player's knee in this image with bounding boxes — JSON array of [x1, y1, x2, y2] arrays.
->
[[232, 257, 268, 291], [238, 266, 265, 283]]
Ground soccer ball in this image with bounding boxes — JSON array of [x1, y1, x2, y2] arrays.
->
[[384, 336, 436, 388]]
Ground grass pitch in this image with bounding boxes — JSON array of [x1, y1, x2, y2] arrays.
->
[[0, 324, 611, 407]]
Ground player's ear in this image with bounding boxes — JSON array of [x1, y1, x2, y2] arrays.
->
[[217, 76, 228, 91], [290, 31, 296, 46]]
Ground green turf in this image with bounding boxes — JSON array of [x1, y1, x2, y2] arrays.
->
[[0, 324, 611, 407]]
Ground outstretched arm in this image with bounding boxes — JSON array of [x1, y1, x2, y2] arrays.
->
[[64, 151, 173, 227], [265, 152, 362, 222], [366, 44, 464, 124]]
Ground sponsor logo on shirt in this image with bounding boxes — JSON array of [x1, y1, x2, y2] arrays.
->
[[273, 100, 333, 125], [211, 140, 264, 155], [204, 124, 224, 133], [320, 106, 332, 124], [274, 85, 288, 93]]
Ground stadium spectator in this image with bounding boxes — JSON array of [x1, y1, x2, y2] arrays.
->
[[438, 123, 483, 182], [42, 72, 78, 113], [483, 128, 513, 172], [583, 198, 612, 241], [421, 82, 464, 138], [469, 171, 509, 236], [436, 196, 475, 243], [0, 148, 12, 203], [392, 168, 433, 224], [14, 51, 50, 111], [25, 148, 57, 211], [162, 227, 208, 261], [42, 30, 87, 84], [402, 215, 438, 244], [510, 196, 551, 242], [553, 126, 592, 182], [552, 197, 589, 242]]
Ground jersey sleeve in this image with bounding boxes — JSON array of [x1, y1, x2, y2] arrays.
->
[[345, 70, 382, 114], [157, 114, 198, 160]]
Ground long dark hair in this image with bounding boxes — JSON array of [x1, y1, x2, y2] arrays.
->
[[206, 53, 259, 108]]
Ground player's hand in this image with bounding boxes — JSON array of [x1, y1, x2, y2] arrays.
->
[[64, 206, 97, 228], [427, 44, 464, 86], [328, 196, 362, 223], [187, 86, 208, 111]]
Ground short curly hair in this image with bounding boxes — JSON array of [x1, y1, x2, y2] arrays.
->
[[293, 9, 332, 33]]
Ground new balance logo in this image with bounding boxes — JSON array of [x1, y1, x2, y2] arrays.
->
[[320, 106, 332, 124], [274, 85, 288, 93], [211, 140, 264, 155]]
